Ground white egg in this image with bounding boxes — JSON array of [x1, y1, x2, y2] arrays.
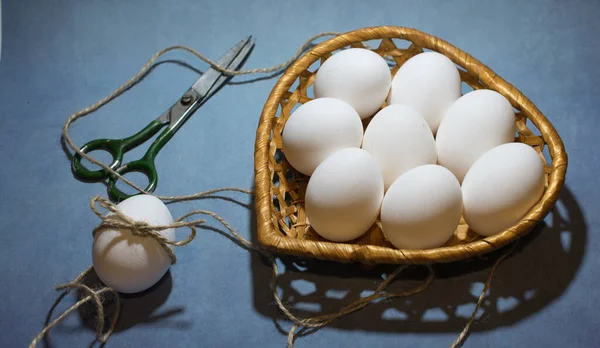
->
[[462, 142, 545, 237], [388, 52, 461, 134], [381, 165, 462, 250], [282, 97, 363, 176], [362, 104, 437, 191], [314, 48, 391, 119], [92, 194, 175, 293], [436, 89, 516, 182], [305, 148, 384, 242]]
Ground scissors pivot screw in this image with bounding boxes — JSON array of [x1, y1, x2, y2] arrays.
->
[[180, 95, 193, 105]]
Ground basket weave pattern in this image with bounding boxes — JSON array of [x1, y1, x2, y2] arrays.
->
[[254, 26, 567, 264]]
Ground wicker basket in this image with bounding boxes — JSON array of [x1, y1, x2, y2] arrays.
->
[[253, 26, 567, 265]]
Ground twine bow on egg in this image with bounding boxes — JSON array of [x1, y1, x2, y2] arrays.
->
[[90, 196, 202, 264]]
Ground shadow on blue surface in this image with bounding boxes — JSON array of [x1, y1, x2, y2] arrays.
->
[[39, 269, 183, 348], [73, 270, 191, 336], [250, 185, 585, 336]]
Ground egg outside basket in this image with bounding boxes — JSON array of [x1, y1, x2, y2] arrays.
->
[[253, 26, 567, 265]]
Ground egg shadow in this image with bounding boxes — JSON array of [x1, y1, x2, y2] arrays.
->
[[250, 185, 586, 336], [53, 268, 190, 340]]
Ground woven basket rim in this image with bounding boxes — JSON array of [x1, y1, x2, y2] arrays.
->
[[253, 25, 568, 264]]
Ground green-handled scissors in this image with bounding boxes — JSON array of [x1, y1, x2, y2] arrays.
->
[[72, 36, 254, 202]]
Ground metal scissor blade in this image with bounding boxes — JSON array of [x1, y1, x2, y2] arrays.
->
[[191, 36, 254, 98], [204, 38, 254, 99]]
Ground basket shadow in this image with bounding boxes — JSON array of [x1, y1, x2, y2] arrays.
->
[[250, 185, 585, 334], [66, 268, 191, 336]]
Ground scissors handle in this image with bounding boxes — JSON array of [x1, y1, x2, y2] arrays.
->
[[71, 119, 165, 181], [106, 157, 158, 202], [105, 124, 178, 201]]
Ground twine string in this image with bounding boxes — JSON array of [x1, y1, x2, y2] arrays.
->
[[32, 32, 515, 348], [449, 243, 516, 348], [28, 267, 121, 348]]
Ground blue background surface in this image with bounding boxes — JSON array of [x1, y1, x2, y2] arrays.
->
[[0, 0, 598, 347]]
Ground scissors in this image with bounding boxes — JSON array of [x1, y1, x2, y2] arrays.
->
[[71, 36, 254, 202]]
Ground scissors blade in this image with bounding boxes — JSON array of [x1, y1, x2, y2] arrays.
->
[[191, 36, 254, 98]]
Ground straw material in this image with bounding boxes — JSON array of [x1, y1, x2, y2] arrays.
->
[[254, 26, 567, 264]]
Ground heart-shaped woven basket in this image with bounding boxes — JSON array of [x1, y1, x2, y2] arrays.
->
[[253, 26, 568, 264]]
